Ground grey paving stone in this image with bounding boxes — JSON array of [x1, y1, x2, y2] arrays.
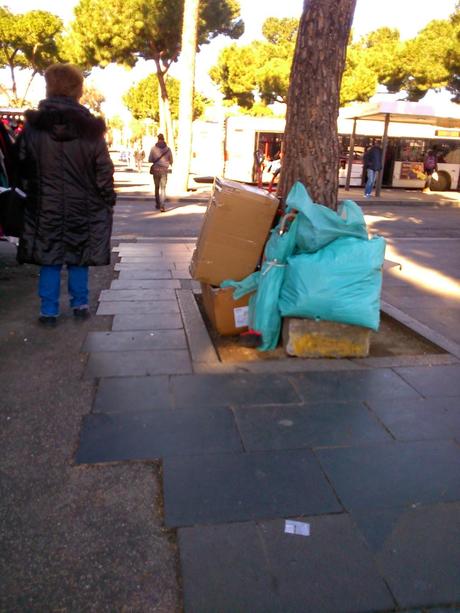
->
[[163, 449, 341, 527], [85, 349, 192, 378], [234, 402, 391, 451], [117, 270, 172, 280], [395, 364, 460, 398], [176, 290, 218, 364], [119, 256, 165, 263], [179, 522, 281, 613], [110, 279, 180, 290], [114, 262, 170, 271], [368, 396, 460, 441], [93, 376, 172, 413], [171, 269, 191, 279], [316, 440, 460, 511], [76, 407, 242, 464], [82, 330, 187, 352], [292, 369, 421, 403], [96, 300, 179, 315], [100, 289, 176, 301], [111, 312, 183, 331], [171, 373, 301, 409], [261, 515, 395, 613], [352, 503, 460, 608]]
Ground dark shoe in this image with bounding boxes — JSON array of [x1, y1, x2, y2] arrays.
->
[[38, 315, 57, 327], [160, 206, 166, 212], [73, 308, 90, 320]]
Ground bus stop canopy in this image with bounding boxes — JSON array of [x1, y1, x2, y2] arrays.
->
[[341, 100, 460, 193], [342, 100, 460, 129]]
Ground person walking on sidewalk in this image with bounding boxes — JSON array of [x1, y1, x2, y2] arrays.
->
[[148, 133, 173, 212], [423, 149, 438, 193], [363, 141, 383, 198], [15, 63, 115, 327]]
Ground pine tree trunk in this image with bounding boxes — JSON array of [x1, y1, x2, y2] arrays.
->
[[173, 0, 200, 193], [278, 0, 357, 210]]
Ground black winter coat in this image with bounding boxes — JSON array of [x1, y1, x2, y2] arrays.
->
[[16, 97, 115, 266]]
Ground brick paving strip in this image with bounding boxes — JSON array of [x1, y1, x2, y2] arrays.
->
[[77, 239, 460, 612]]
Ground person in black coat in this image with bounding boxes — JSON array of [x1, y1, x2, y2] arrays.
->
[[16, 63, 115, 326], [363, 141, 383, 198]]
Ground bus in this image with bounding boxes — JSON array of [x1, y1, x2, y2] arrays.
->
[[190, 105, 460, 191]]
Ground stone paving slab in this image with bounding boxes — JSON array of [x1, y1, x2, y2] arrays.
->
[[171, 373, 301, 409], [119, 255, 165, 262], [395, 364, 460, 397], [111, 313, 183, 331], [316, 440, 460, 511], [291, 369, 422, 403], [96, 300, 180, 315], [93, 376, 172, 413], [176, 290, 218, 365], [82, 329, 187, 353], [114, 262, 170, 271], [234, 401, 391, 451], [262, 514, 395, 613], [351, 503, 460, 608], [100, 289, 177, 301], [119, 257, 190, 264], [110, 279, 181, 290], [117, 270, 173, 280], [171, 269, 191, 279], [179, 521, 281, 613], [178, 514, 395, 613], [367, 396, 460, 441], [163, 449, 341, 527], [85, 349, 192, 378], [76, 407, 242, 464]]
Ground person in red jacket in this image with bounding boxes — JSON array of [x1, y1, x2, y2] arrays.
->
[[16, 63, 115, 326]]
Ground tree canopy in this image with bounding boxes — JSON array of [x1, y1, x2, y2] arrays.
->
[[0, 7, 64, 104], [210, 17, 297, 108], [65, 0, 243, 70], [123, 74, 207, 121], [211, 8, 460, 112], [64, 0, 243, 146]]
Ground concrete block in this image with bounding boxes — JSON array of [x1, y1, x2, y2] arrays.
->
[[283, 318, 371, 358]]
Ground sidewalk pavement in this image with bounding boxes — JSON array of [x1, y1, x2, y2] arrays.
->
[[115, 165, 460, 207], [74, 184, 460, 611]]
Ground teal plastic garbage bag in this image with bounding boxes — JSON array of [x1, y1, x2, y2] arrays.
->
[[279, 235, 386, 331], [222, 214, 299, 351], [286, 181, 368, 253], [221, 271, 260, 300]]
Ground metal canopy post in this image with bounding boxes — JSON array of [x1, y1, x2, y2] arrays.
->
[[344, 118, 357, 191], [375, 113, 390, 197]]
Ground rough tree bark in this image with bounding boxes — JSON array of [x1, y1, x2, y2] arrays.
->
[[278, 0, 357, 210], [172, 0, 200, 193]]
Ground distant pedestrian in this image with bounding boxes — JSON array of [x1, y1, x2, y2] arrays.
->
[[363, 142, 383, 197], [15, 63, 115, 327], [148, 134, 173, 212], [423, 149, 438, 192], [134, 146, 145, 172]]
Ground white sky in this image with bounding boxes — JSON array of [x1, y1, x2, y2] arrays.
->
[[3, 0, 458, 115]]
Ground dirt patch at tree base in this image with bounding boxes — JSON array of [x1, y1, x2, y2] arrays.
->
[[195, 295, 446, 363]]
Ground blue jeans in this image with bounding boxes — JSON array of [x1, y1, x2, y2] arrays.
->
[[39, 265, 89, 317], [365, 169, 377, 196]]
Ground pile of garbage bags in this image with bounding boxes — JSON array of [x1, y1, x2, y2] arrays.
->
[[221, 182, 386, 351]]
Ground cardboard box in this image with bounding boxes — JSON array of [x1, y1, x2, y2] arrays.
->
[[201, 283, 251, 336], [190, 178, 279, 286]]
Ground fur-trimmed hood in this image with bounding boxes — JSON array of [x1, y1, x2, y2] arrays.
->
[[25, 97, 106, 142]]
